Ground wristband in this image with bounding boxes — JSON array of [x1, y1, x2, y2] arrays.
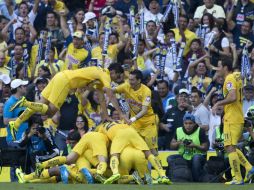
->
[[130, 117, 137, 123]]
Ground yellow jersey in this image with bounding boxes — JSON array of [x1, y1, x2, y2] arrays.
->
[[98, 121, 130, 141], [172, 28, 197, 56], [0, 66, 11, 76], [34, 59, 65, 77], [63, 66, 111, 89], [29, 45, 58, 71], [114, 82, 155, 127], [83, 101, 102, 128], [191, 75, 212, 94], [65, 43, 89, 70], [91, 44, 119, 68], [223, 72, 244, 124]]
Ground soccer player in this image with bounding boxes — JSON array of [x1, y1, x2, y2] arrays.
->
[[35, 131, 109, 184], [111, 70, 158, 156], [8, 66, 123, 139], [212, 60, 254, 184], [97, 121, 171, 185]]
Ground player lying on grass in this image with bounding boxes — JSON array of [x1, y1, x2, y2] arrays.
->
[[8, 66, 125, 140], [97, 121, 171, 185]]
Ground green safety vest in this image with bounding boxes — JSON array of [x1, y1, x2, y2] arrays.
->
[[215, 127, 224, 141], [176, 127, 204, 160]]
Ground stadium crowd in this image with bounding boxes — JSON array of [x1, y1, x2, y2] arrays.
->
[[0, 0, 254, 185]]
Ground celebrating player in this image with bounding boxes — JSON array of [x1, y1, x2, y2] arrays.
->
[[212, 60, 254, 185]]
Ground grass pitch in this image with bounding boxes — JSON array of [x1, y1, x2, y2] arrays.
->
[[0, 183, 252, 190]]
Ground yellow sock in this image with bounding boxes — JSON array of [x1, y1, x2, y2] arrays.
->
[[236, 149, 252, 171], [24, 172, 38, 181], [14, 108, 35, 129], [40, 169, 50, 179], [89, 169, 97, 175], [118, 175, 134, 184], [24, 101, 48, 114], [148, 154, 165, 177], [68, 170, 85, 183], [110, 155, 119, 175], [97, 162, 107, 175], [41, 156, 67, 168], [228, 152, 242, 181]]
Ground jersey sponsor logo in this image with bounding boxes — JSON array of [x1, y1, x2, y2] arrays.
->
[[66, 54, 79, 64], [236, 13, 244, 22]]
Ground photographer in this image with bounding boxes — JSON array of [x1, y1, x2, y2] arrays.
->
[[168, 113, 209, 182], [245, 106, 254, 165], [18, 115, 59, 170]]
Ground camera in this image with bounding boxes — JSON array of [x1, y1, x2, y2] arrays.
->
[[37, 126, 46, 134], [214, 139, 224, 151], [183, 139, 192, 146], [244, 118, 253, 128]]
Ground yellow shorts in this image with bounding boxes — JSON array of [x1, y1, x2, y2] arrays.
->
[[41, 72, 70, 110], [72, 132, 108, 158], [133, 123, 158, 150], [84, 149, 99, 167], [75, 156, 91, 170], [110, 128, 149, 155], [119, 146, 147, 178], [223, 123, 243, 146]]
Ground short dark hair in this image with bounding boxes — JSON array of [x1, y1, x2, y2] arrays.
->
[[130, 70, 143, 81], [157, 80, 170, 89], [28, 115, 43, 127], [67, 130, 81, 142], [146, 20, 156, 27], [190, 38, 202, 47], [180, 14, 189, 23], [166, 29, 175, 37], [191, 87, 202, 98], [221, 57, 233, 72], [244, 18, 253, 29], [46, 11, 57, 18], [108, 63, 124, 74], [15, 27, 25, 34]]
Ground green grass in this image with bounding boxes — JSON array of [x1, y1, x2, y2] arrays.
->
[[0, 183, 252, 190]]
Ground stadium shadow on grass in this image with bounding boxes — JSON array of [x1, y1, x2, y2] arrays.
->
[[0, 183, 252, 190]]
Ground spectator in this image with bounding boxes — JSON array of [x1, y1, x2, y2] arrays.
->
[[230, 19, 254, 53], [191, 87, 210, 132], [243, 84, 254, 115], [194, 0, 226, 26], [157, 80, 174, 113], [159, 88, 190, 150], [230, 0, 254, 29], [3, 78, 28, 145], [172, 15, 197, 56], [114, 0, 138, 15], [0, 51, 11, 76], [19, 115, 59, 170], [168, 113, 209, 182], [55, 92, 79, 155], [142, 0, 163, 26]]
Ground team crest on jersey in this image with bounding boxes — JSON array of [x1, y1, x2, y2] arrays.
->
[[226, 82, 233, 90], [145, 96, 151, 103]]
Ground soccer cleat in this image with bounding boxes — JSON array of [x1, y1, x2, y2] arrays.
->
[[104, 173, 121, 184], [94, 173, 106, 183], [15, 168, 26, 183], [245, 166, 254, 182], [144, 173, 153, 185], [35, 163, 43, 177], [225, 178, 244, 185], [8, 121, 17, 141], [81, 168, 94, 184], [10, 96, 26, 112], [59, 165, 69, 184], [132, 171, 144, 185], [159, 176, 172, 185]]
